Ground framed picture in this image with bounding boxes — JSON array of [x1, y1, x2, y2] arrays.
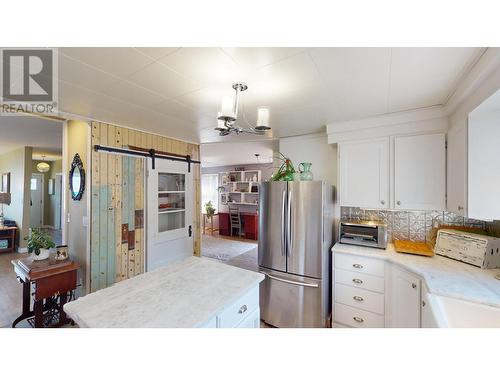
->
[[48, 178, 55, 195], [1, 173, 10, 193]]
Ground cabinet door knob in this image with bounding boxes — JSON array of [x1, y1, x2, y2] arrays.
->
[[458, 206, 463, 211], [412, 283, 417, 289], [380, 200, 385, 205], [422, 300, 426, 307], [397, 201, 401, 206], [353, 316, 364, 323], [353, 296, 364, 302], [352, 263, 363, 269], [238, 304, 248, 314], [352, 278, 363, 284]]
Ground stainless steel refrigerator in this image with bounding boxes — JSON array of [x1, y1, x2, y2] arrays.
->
[[258, 181, 334, 328]]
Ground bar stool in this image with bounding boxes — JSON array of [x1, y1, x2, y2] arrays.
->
[[229, 206, 242, 237]]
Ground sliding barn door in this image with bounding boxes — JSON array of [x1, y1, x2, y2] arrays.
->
[[147, 158, 193, 271]]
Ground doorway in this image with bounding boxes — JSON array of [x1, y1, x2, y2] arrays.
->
[[29, 173, 44, 228]]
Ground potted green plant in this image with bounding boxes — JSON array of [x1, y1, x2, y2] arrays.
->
[[25, 228, 55, 261], [205, 201, 216, 218]]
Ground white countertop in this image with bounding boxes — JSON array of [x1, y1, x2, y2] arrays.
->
[[332, 242, 500, 308], [64, 256, 264, 328]]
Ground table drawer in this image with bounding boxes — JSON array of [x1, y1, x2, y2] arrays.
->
[[335, 268, 385, 293], [335, 283, 384, 315], [217, 286, 259, 328], [335, 253, 385, 277], [334, 303, 384, 328]]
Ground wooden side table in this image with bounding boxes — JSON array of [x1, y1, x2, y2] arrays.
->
[[0, 226, 17, 253], [11, 255, 80, 328], [203, 213, 219, 235]]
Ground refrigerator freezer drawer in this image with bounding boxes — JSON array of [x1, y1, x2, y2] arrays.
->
[[259, 269, 327, 328]]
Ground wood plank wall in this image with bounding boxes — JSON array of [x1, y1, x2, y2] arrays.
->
[[90, 121, 201, 292]]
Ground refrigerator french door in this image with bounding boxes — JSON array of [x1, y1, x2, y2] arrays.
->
[[259, 181, 333, 328]]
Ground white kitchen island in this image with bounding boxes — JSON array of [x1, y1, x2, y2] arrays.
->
[[64, 257, 264, 328]]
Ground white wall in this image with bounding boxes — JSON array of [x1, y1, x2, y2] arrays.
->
[[279, 133, 337, 188]]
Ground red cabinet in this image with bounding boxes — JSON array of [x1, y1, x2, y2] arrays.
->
[[216, 212, 258, 240]]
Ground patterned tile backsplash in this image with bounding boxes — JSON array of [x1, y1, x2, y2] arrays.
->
[[341, 206, 500, 243]]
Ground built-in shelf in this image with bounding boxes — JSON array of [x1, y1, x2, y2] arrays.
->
[[158, 208, 185, 214], [219, 170, 262, 208]]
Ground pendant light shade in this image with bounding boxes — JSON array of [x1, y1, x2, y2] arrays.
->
[[218, 96, 236, 122], [36, 161, 50, 173], [255, 107, 271, 131]]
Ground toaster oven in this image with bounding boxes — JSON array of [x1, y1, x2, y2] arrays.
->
[[339, 220, 388, 249]]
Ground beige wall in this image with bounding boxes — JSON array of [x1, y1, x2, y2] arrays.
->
[[30, 159, 63, 227], [66, 120, 90, 294], [279, 133, 338, 188], [0, 146, 32, 248]]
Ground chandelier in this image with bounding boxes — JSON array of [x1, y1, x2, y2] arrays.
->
[[215, 83, 271, 136]]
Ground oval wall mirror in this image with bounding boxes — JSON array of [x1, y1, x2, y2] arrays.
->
[[69, 153, 85, 201]]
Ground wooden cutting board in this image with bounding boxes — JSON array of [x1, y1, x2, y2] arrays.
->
[[393, 240, 434, 257]]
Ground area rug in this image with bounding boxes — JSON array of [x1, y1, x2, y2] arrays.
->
[[201, 235, 257, 262]]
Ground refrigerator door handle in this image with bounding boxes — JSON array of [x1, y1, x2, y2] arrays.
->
[[287, 189, 293, 256], [281, 190, 286, 256], [260, 272, 319, 288]]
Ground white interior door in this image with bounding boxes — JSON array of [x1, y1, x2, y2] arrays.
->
[[146, 158, 193, 271], [30, 173, 43, 228]]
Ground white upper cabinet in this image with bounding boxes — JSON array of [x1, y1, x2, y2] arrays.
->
[[339, 138, 389, 209], [468, 90, 500, 221], [447, 124, 468, 216], [394, 133, 446, 211]]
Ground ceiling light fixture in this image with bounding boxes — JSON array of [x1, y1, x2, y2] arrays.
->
[[215, 83, 271, 136], [36, 156, 50, 173]]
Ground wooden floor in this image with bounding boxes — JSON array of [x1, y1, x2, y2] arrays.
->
[[205, 232, 258, 244], [0, 251, 28, 328]]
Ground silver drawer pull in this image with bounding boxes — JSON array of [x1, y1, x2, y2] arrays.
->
[[353, 316, 364, 323], [353, 296, 364, 302], [238, 305, 248, 314], [352, 264, 363, 269], [352, 278, 363, 284]]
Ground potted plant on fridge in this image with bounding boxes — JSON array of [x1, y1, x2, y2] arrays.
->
[[25, 228, 55, 261]]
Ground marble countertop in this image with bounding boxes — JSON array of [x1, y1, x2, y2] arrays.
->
[[64, 257, 264, 328], [332, 242, 500, 308]]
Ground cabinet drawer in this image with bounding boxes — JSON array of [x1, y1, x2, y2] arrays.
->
[[335, 253, 385, 277], [335, 283, 384, 315], [236, 308, 260, 328], [217, 286, 259, 328], [334, 303, 384, 328], [335, 268, 385, 293]]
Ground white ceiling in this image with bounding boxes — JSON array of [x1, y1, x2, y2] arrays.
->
[[0, 116, 63, 158], [8, 47, 485, 144], [201, 141, 274, 167]]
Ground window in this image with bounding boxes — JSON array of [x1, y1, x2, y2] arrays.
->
[[31, 178, 37, 190], [201, 174, 219, 213]]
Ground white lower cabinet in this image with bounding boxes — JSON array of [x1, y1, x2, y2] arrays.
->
[[333, 253, 386, 328], [200, 286, 260, 328], [421, 285, 438, 328], [387, 265, 421, 328], [333, 253, 424, 328]]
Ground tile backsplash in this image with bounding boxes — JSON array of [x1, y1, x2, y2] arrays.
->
[[341, 206, 500, 243]]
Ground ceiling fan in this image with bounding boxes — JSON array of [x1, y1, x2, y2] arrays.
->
[[215, 83, 271, 136]]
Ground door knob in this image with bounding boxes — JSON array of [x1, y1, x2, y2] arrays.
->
[[380, 200, 385, 205], [458, 206, 463, 211], [412, 283, 417, 289], [397, 201, 401, 206]]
